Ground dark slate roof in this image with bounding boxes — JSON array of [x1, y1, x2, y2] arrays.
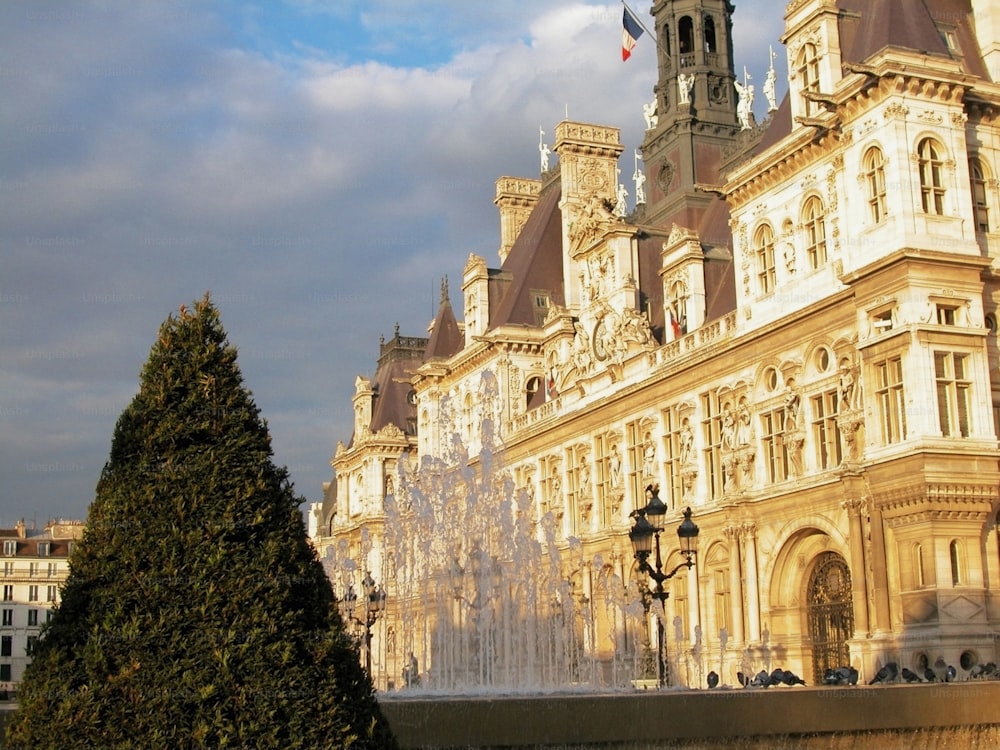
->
[[424, 292, 463, 361], [488, 181, 565, 329]]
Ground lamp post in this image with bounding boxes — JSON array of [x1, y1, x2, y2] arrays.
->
[[339, 571, 387, 678], [628, 485, 699, 686]]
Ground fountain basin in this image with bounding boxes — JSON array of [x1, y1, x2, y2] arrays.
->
[[380, 681, 1000, 749]]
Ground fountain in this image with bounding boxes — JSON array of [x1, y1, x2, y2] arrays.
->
[[322, 371, 654, 695]]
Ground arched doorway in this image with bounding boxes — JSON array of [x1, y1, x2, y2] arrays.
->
[[807, 552, 854, 679]]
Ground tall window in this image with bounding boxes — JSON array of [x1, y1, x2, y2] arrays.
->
[[874, 356, 906, 444], [679, 16, 694, 59], [713, 568, 730, 635], [0, 636, 10, 657], [970, 157, 990, 233], [703, 15, 717, 55], [2, 586, 12, 602], [28, 585, 38, 602], [950, 540, 961, 586], [27, 609, 37, 627], [811, 389, 842, 469], [1, 609, 11, 627], [594, 433, 615, 528], [661, 408, 683, 509], [918, 138, 945, 215], [760, 405, 788, 483], [935, 351, 972, 437], [701, 392, 725, 499], [863, 147, 888, 224], [626, 420, 647, 510], [754, 224, 776, 295], [796, 43, 820, 117], [803, 196, 828, 269]]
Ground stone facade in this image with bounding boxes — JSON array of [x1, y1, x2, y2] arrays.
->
[[313, 0, 1000, 691]]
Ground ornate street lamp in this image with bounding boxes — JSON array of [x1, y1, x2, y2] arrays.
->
[[338, 572, 387, 678], [361, 571, 387, 678], [628, 485, 700, 686]]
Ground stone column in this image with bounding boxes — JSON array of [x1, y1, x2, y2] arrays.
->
[[742, 523, 761, 642], [842, 497, 870, 637], [723, 525, 745, 643], [869, 504, 891, 633]]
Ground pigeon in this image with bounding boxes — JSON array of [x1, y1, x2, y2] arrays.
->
[[901, 668, 921, 683], [933, 656, 948, 682], [923, 667, 937, 682], [737, 671, 749, 688], [780, 669, 806, 686], [767, 668, 786, 687], [823, 665, 857, 686], [945, 664, 956, 682], [749, 669, 769, 688], [707, 670, 719, 689], [969, 663, 985, 679], [869, 661, 898, 685]]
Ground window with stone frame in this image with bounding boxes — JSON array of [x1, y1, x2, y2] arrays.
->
[[754, 224, 776, 295], [660, 406, 684, 510], [802, 195, 828, 270], [626, 420, 645, 512], [969, 156, 991, 233], [796, 42, 820, 117], [811, 389, 842, 470], [917, 137, 946, 215], [863, 146, 888, 224], [667, 279, 688, 338], [712, 567, 731, 636], [671, 573, 689, 641], [873, 356, 906, 444], [593, 432, 617, 529], [701, 391, 725, 500], [759, 404, 789, 483], [934, 351, 972, 437]]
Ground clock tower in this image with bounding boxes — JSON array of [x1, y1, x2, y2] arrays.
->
[[640, 0, 741, 230]]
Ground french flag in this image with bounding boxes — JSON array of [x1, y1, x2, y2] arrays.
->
[[622, 6, 644, 61]]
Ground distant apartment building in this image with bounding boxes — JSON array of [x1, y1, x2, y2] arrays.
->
[[0, 519, 84, 695]]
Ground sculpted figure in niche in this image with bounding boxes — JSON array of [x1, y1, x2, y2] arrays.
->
[[838, 360, 856, 411], [735, 398, 752, 446], [721, 407, 736, 451], [622, 307, 653, 345], [609, 443, 622, 488], [783, 386, 801, 431], [679, 419, 694, 465], [642, 433, 656, 478]]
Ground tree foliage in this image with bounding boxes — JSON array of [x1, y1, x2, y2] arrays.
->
[[7, 296, 398, 749]]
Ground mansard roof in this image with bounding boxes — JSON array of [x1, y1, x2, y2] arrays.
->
[[348, 331, 426, 449], [488, 179, 565, 330]]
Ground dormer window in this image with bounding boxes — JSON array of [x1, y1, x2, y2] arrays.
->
[[917, 138, 945, 215], [796, 43, 820, 117], [2, 541, 15, 557]]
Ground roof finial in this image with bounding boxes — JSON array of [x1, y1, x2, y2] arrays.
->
[[440, 276, 449, 305], [394, 322, 400, 338]]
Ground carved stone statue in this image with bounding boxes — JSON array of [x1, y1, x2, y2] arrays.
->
[[615, 182, 628, 218], [678, 72, 695, 105], [643, 100, 658, 130], [734, 79, 754, 131]]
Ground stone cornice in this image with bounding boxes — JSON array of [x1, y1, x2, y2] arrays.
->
[[878, 483, 998, 527]]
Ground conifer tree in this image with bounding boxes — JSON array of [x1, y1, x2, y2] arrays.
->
[[7, 296, 398, 749]]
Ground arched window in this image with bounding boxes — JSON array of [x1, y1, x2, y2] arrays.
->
[[918, 138, 946, 215], [667, 279, 688, 338], [679, 16, 694, 58], [754, 224, 776, 295], [662, 23, 671, 58], [703, 15, 717, 54], [863, 147, 888, 224], [949, 539, 961, 586], [802, 196, 827, 269], [970, 156, 990, 232], [796, 43, 820, 117]]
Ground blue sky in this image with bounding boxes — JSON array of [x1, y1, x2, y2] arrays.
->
[[0, 0, 788, 525]]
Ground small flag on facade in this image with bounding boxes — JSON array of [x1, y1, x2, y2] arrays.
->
[[622, 6, 644, 61]]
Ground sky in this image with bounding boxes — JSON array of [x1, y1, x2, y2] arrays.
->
[[0, 0, 788, 526]]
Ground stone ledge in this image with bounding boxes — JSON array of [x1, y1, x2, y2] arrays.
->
[[379, 682, 1000, 749]]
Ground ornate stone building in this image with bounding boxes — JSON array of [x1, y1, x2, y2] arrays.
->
[[311, 0, 1000, 690]]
